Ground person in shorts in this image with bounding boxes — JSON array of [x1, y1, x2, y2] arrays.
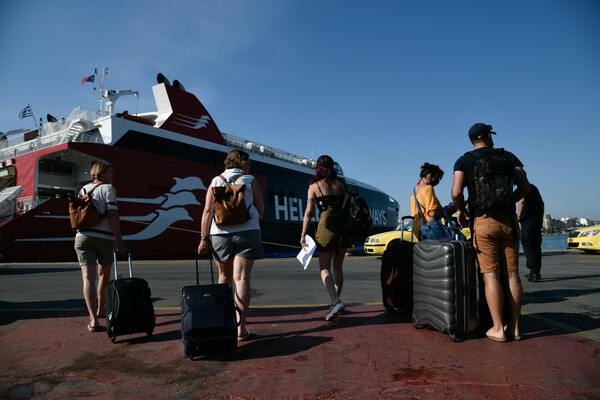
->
[[74, 161, 125, 332], [198, 149, 264, 341], [451, 123, 530, 342]]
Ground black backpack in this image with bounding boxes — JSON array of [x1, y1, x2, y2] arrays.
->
[[470, 148, 515, 216], [343, 191, 373, 237]]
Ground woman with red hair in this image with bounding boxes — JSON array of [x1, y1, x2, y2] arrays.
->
[[300, 155, 351, 321]]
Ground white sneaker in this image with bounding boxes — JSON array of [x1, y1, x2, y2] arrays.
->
[[325, 302, 344, 321]]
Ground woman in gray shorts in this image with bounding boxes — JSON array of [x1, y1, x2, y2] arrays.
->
[[198, 150, 264, 341], [74, 161, 124, 332]]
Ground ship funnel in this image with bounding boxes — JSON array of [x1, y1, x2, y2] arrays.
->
[[173, 80, 185, 91], [157, 73, 170, 86]]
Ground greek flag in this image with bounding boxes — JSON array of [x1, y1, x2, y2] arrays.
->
[[18, 105, 33, 120]]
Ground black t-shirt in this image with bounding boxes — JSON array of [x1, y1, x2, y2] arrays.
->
[[453, 147, 523, 218], [519, 184, 544, 221]]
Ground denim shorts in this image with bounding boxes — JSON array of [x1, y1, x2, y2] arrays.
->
[[74, 234, 116, 266], [210, 230, 264, 262]]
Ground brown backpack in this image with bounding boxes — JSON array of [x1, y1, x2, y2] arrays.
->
[[68, 183, 107, 231], [212, 174, 251, 226]]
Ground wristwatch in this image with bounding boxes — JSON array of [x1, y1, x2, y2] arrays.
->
[[201, 235, 209, 241]]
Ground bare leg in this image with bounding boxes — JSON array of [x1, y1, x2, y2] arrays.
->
[[505, 271, 523, 338], [215, 259, 234, 285], [483, 271, 506, 341], [332, 248, 346, 297], [233, 256, 254, 337], [97, 264, 111, 317], [319, 251, 341, 305], [81, 264, 99, 329]]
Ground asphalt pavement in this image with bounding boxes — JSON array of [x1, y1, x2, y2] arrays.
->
[[1, 250, 599, 398]]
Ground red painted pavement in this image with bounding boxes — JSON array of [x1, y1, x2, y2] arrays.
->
[[1, 305, 599, 399]]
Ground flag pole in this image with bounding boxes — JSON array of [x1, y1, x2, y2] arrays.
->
[[28, 104, 38, 128]]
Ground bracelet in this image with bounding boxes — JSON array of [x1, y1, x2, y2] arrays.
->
[[201, 235, 209, 241]]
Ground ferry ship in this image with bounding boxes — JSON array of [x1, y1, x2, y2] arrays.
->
[[0, 69, 399, 262]]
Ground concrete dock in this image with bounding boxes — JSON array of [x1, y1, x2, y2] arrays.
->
[[1, 250, 599, 399]]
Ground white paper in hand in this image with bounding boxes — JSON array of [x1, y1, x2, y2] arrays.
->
[[297, 235, 316, 270]]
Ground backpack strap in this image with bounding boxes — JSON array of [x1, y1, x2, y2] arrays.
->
[[81, 182, 104, 196], [220, 173, 247, 184], [413, 188, 427, 226]]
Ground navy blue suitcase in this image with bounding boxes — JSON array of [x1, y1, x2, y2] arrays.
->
[[411, 239, 477, 342], [181, 256, 239, 359], [105, 250, 155, 343]]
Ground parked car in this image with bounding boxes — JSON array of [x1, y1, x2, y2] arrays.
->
[[363, 221, 471, 256], [568, 225, 600, 254]]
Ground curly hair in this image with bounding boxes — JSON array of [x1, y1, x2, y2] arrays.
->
[[310, 155, 337, 185], [224, 149, 250, 169], [419, 162, 444, 180]]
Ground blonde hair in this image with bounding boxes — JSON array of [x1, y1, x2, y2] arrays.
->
[[91, 161, 113, 180], [224, 149, 249, 169]]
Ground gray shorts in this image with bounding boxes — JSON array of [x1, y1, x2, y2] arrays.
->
[[74, 234, 116, 266], [210, 230, 264, 262]]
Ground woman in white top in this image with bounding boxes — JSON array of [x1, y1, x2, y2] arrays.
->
[[74, 161, 125, 332], [198, 149, 264, 341]]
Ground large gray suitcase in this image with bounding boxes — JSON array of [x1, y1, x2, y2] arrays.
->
[[411, 240, 477, 342]]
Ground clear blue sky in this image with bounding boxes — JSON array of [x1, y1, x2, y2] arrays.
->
[[1, 0, 599, 220]]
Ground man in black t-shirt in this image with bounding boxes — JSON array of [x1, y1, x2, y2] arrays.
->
[[451, 123, 530, 343], [518, 184, 544, 282]]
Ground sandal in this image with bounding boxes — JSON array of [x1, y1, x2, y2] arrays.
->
[[87, 323, 101, 332], [238, 329, 252, 341]]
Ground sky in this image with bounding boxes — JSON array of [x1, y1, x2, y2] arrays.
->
[[1, 0, 599, 220]]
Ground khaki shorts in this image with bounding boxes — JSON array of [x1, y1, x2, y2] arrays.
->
[[74, 234, 116, 266], [473, 215, 520, 274], [210, 229, 264, 262]]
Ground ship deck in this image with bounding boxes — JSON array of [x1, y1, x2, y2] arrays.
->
[[1, 250, 599, 399]]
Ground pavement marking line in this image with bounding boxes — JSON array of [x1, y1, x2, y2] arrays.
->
[[155, 302, 382, 311]]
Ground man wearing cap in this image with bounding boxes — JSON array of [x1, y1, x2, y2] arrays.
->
[[451, 123, 530, 342]]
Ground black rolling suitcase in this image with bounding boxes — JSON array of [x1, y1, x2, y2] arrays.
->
[[105, 250, 155, 343], [411, 235, 477, 342], [380, 216, 415, 312], [181, 256, 239, 359]]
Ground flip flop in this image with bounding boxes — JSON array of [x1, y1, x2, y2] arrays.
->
[[87, 323, 101, 332], [486, 334, 507, 343], [238, 329, 252, 341]]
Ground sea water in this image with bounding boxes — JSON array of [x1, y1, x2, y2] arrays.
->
[[519, 234, 568, 251]]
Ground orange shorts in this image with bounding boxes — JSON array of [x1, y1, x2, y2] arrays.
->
[[473, 215, 520, 274]]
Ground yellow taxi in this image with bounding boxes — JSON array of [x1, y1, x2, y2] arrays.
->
[[568, 225, 600, 254], [364, 222, 470, 256]]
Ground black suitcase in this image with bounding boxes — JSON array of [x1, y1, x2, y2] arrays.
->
[[411, 238, 477, 342], [380, 216, 415, 312], [181, 256, 239, 359], [105, 250, 155, 343]]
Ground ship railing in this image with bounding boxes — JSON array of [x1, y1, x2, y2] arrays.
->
[[0, 107, 103, 160], [0, 195, 44, 222], [222, 133, 316, 168]]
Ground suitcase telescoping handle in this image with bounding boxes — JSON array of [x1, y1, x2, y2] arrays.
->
[[113, 249, 133, 279], [194, 251, 216, 285], [448, 226, 462, 241], [400, 215, 415, 243]]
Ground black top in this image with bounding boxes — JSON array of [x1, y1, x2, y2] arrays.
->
[[453, 147, 523, 218], [315, 181, 344, 212], [519, 184, 544, 221], [316, 195, 344, 212]]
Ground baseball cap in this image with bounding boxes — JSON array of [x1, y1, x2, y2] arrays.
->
[[468, 123, 496, 140]]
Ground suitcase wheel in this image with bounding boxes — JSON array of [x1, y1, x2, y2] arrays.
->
[[449, 333, 459, 343], [411, 314, 419, 330], [110, 335, 116, 343]]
